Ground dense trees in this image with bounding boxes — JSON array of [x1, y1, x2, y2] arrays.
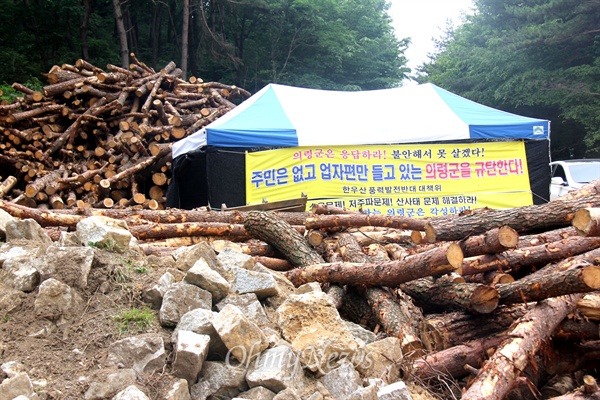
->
[[418, 0, 600, 159], [0, 0, 408, 92]]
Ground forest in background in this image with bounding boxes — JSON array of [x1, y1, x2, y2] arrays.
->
[[1, 0, 599, 160]]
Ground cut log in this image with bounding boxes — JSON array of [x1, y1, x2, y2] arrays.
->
[[253, 256, 293, 271], [425, 189, 600, 242], [243, 210, 325, 268], [577, 293, 600, 321], [128, 222, 253, 241], [459, 236, 600, 276], [572, 207, 600, 236], [305, 213, 427, 232], [285, 242, 463, 287], [461, 294, 583, 400], [337, 232, 425, 356], [0, 176, 17, 198], [497, 263, 600, 304], [408, 335, 505, 380], [517, 226, 578, 247], [310, 203, 363, 215], [458, 226, 519, 257], [399, 278, 499, 314]]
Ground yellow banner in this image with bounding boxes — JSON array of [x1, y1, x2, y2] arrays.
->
[[246, 142, 532, 217]]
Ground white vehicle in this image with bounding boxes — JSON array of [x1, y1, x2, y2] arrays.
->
[[549, 159, 600, 200]]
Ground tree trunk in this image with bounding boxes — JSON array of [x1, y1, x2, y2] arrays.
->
[[460, 236, 600, 276], [409, 335, 505, 380], [285, 242, 463, 287], [461, 294, 583, 400], [497, 263, 600, 304], [425, 189, 600, 242], [244, 210, 324, 268], [181, 0, 189, 78], [572, 207, 600, 236], [112, 0, 129, 67], [400, 278, 499, 314], [458, 226, 519, 257], [305, 213, 427, 232]]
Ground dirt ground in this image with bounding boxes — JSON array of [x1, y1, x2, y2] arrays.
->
[[0, 247, 448, 399]]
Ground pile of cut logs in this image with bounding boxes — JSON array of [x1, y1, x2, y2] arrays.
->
[[0, 55, 250, 210], [1, 180, 599, 399]]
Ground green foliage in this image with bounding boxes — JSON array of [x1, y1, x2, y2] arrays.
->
[[1, 0, 408, 91], [113, 307, 155, 334], [0, 78, 43, 103], [419, 0, 600, 159]]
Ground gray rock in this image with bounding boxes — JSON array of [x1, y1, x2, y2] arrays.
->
[[216, 293, 271, 328], [277, 292, 360, 373], [5, 219, 52, 246], [159, 283, 212, 327], [172, 331, 210, 385], [320, 361, 362, 400], [1, 255, 40, 292], [172, 308, 227, 359], [175, 242, 223, 276], [142, 271, 175, 309], [344, 321, 377, 346], [212, 304, 269, 364], [235, 386, 276, 400], [105, 335, 166, 375], [189, 361, 248, 400], [163, 379, 191, 400], [37, 246, 94, 289], [0, 209, 16, 240], [246, 345, 304, 393], [184, 258, 231, 302], [76, 216, 136, 253], [34, 278, 83, 323], [217, 247, 255, 271], [232, 267, 279, 299], [112, 385, 150, 400], [295, 283, 322, 295], [355, 337, 403, 384], [377, 381, 412, 400], [348, 384, 378, 400], [0, 372, 34, 400], [84, 369, 137, 400], [272, 388, 302, 400]]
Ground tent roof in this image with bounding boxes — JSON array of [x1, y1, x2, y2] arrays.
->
[[173, 83, 549, 157]]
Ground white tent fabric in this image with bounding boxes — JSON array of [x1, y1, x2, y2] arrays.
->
[[173, 83, 550, 157]]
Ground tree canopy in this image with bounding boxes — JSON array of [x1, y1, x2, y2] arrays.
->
[[418, 0, 600, 159], [0, 0, 409, 92]]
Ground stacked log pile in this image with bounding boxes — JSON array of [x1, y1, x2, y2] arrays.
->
[[1, 183, 600, 399], [0, 56, 250, 210]]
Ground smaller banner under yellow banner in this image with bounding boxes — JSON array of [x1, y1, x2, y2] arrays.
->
[[246, 141, 532, 217]]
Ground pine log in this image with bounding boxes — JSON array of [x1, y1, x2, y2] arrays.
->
[[461, 294, 583, 400], [577, 293, 600, 321], [253, 256, 293, 271], [399, 278, 499, 314], [305, 213, 427, 232], [572, 207, 600, 236], [0, 176, 17, 198], [310, 203, 363, 215], [337, 232, 425, 355], [349, 227, 419, 246], [424, 189, 600, 242], [459, 236, 600, 276], [420, 305, 530, 351], [458, 226, 519, 257], [547, 375, 600, 400], [497, 263, 600, 304], [517, 226, 578, 248], [243, 210, 325, 268], [408, 335, 505, 380], [24, 171, 61, 198], [128, 222, 257, 241], [285, 242, 463, 287]]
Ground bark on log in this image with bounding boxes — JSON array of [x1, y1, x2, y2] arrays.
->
[[408, 335, 505, 380], [461, 294, 583, 400], [497, 263, 600, 304], [285, 242, 463, 287], [253, 256, 293, 272], [517, 226, 578, 248], [310, 203, 363, 215], [424, 189, 600, 242], [458, 226, 519, 257], [0, 176, 17, 198], [244, 210, 324, 268], [128, 222, 255, 241], [459, 236, 600, 276], [337, 232, 425, 355], [305, 213, 427, 232], [577, 293, 600, 321], [400, 278, 499, 314]]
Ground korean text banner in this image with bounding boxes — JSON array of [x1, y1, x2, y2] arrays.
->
[[245, 141, 532, 217]]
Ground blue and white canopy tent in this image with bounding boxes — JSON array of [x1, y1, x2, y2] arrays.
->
[[168, 83, 550, 210]]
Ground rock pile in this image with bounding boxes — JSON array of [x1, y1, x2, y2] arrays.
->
[[0, 211, 418, 400]]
